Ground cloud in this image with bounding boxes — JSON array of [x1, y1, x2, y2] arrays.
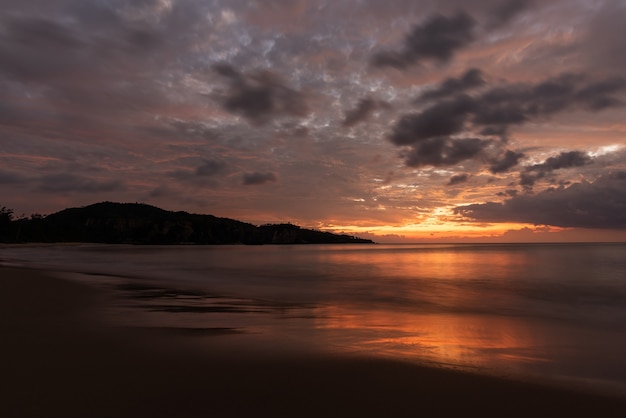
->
[[530, 150, 591, 171], [148, 185, 173, 198], [167, 159, 226, 184], [196, 160, 226, 177], [371, 12, 475, 68], [448, 173, 470, 186], [0, 0, 211, 146], [404, 137, 492, 168], [343, 98, 389, 127], [472, 73, 625, 125], [38, 173, 124, 193], [0, 169, 25, 185], [486, 0, 532, 29], [243, 172, 277, 186], [455, 171, 626, 229], [390, 94, 495, 168], [574, 77, 626, 110], [213, 63, 309, 124], [417, 68, 485, 102], [388, 72, 624, 169], [0, 6, 171, 85], [489, 150, 525, 174], [496, 189, 519, 198], [0, 16, 85, 83], [583, 2, 626, 74], [0, 0, 624, 232], [520, 150, 592, 187], [390, 94, 474, 146]]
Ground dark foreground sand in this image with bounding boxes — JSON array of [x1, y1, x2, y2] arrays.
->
[[2, 267, 626, 418]]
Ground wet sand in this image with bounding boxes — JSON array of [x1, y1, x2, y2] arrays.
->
[[2, 266, 625, 418]]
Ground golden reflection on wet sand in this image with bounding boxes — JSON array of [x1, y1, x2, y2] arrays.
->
[[314, 246, 548, 373], [316, 306, 550, 373]]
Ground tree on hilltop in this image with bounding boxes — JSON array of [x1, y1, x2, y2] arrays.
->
[[0, 206, 13, 224]]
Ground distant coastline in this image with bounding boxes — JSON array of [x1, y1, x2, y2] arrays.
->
[[0, 202, 374, 245]]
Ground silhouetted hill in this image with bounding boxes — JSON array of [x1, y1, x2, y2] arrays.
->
[[2, 202, 374, 245]]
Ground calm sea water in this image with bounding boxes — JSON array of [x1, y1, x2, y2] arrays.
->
[[2, 243, 626, 393]]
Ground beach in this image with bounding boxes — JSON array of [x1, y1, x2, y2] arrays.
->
[[2, 266, 626, 418]]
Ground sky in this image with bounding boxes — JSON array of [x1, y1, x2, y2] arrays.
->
[[1, 0, 625, 242]]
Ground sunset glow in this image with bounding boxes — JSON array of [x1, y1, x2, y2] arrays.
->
[[1, 0, 625, 242]]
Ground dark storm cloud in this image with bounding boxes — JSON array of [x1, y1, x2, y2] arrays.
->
[[213, 64, 308, 124], [520, 151, 592, 187], [489, 150, 525, 174], [448, 173, 470, 186], [242, 172, 277, 186], [455, 171, 626, 229], [38, 174, 124, 193], [371, 12, 475, 68], [389, 72, 624, 169], [418, 69, 485, 102]]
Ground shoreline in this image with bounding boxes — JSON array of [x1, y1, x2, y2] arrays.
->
[[3, 266, 626, 417]]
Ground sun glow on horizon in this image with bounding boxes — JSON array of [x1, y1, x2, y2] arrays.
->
[[320, 212, 542, 242], [312, 205, 626, 243]]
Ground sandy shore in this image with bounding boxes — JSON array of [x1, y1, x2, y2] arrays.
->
[[2, 266, 626, 417]]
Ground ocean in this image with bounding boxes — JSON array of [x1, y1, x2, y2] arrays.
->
[[2, 242, 626, 394]]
